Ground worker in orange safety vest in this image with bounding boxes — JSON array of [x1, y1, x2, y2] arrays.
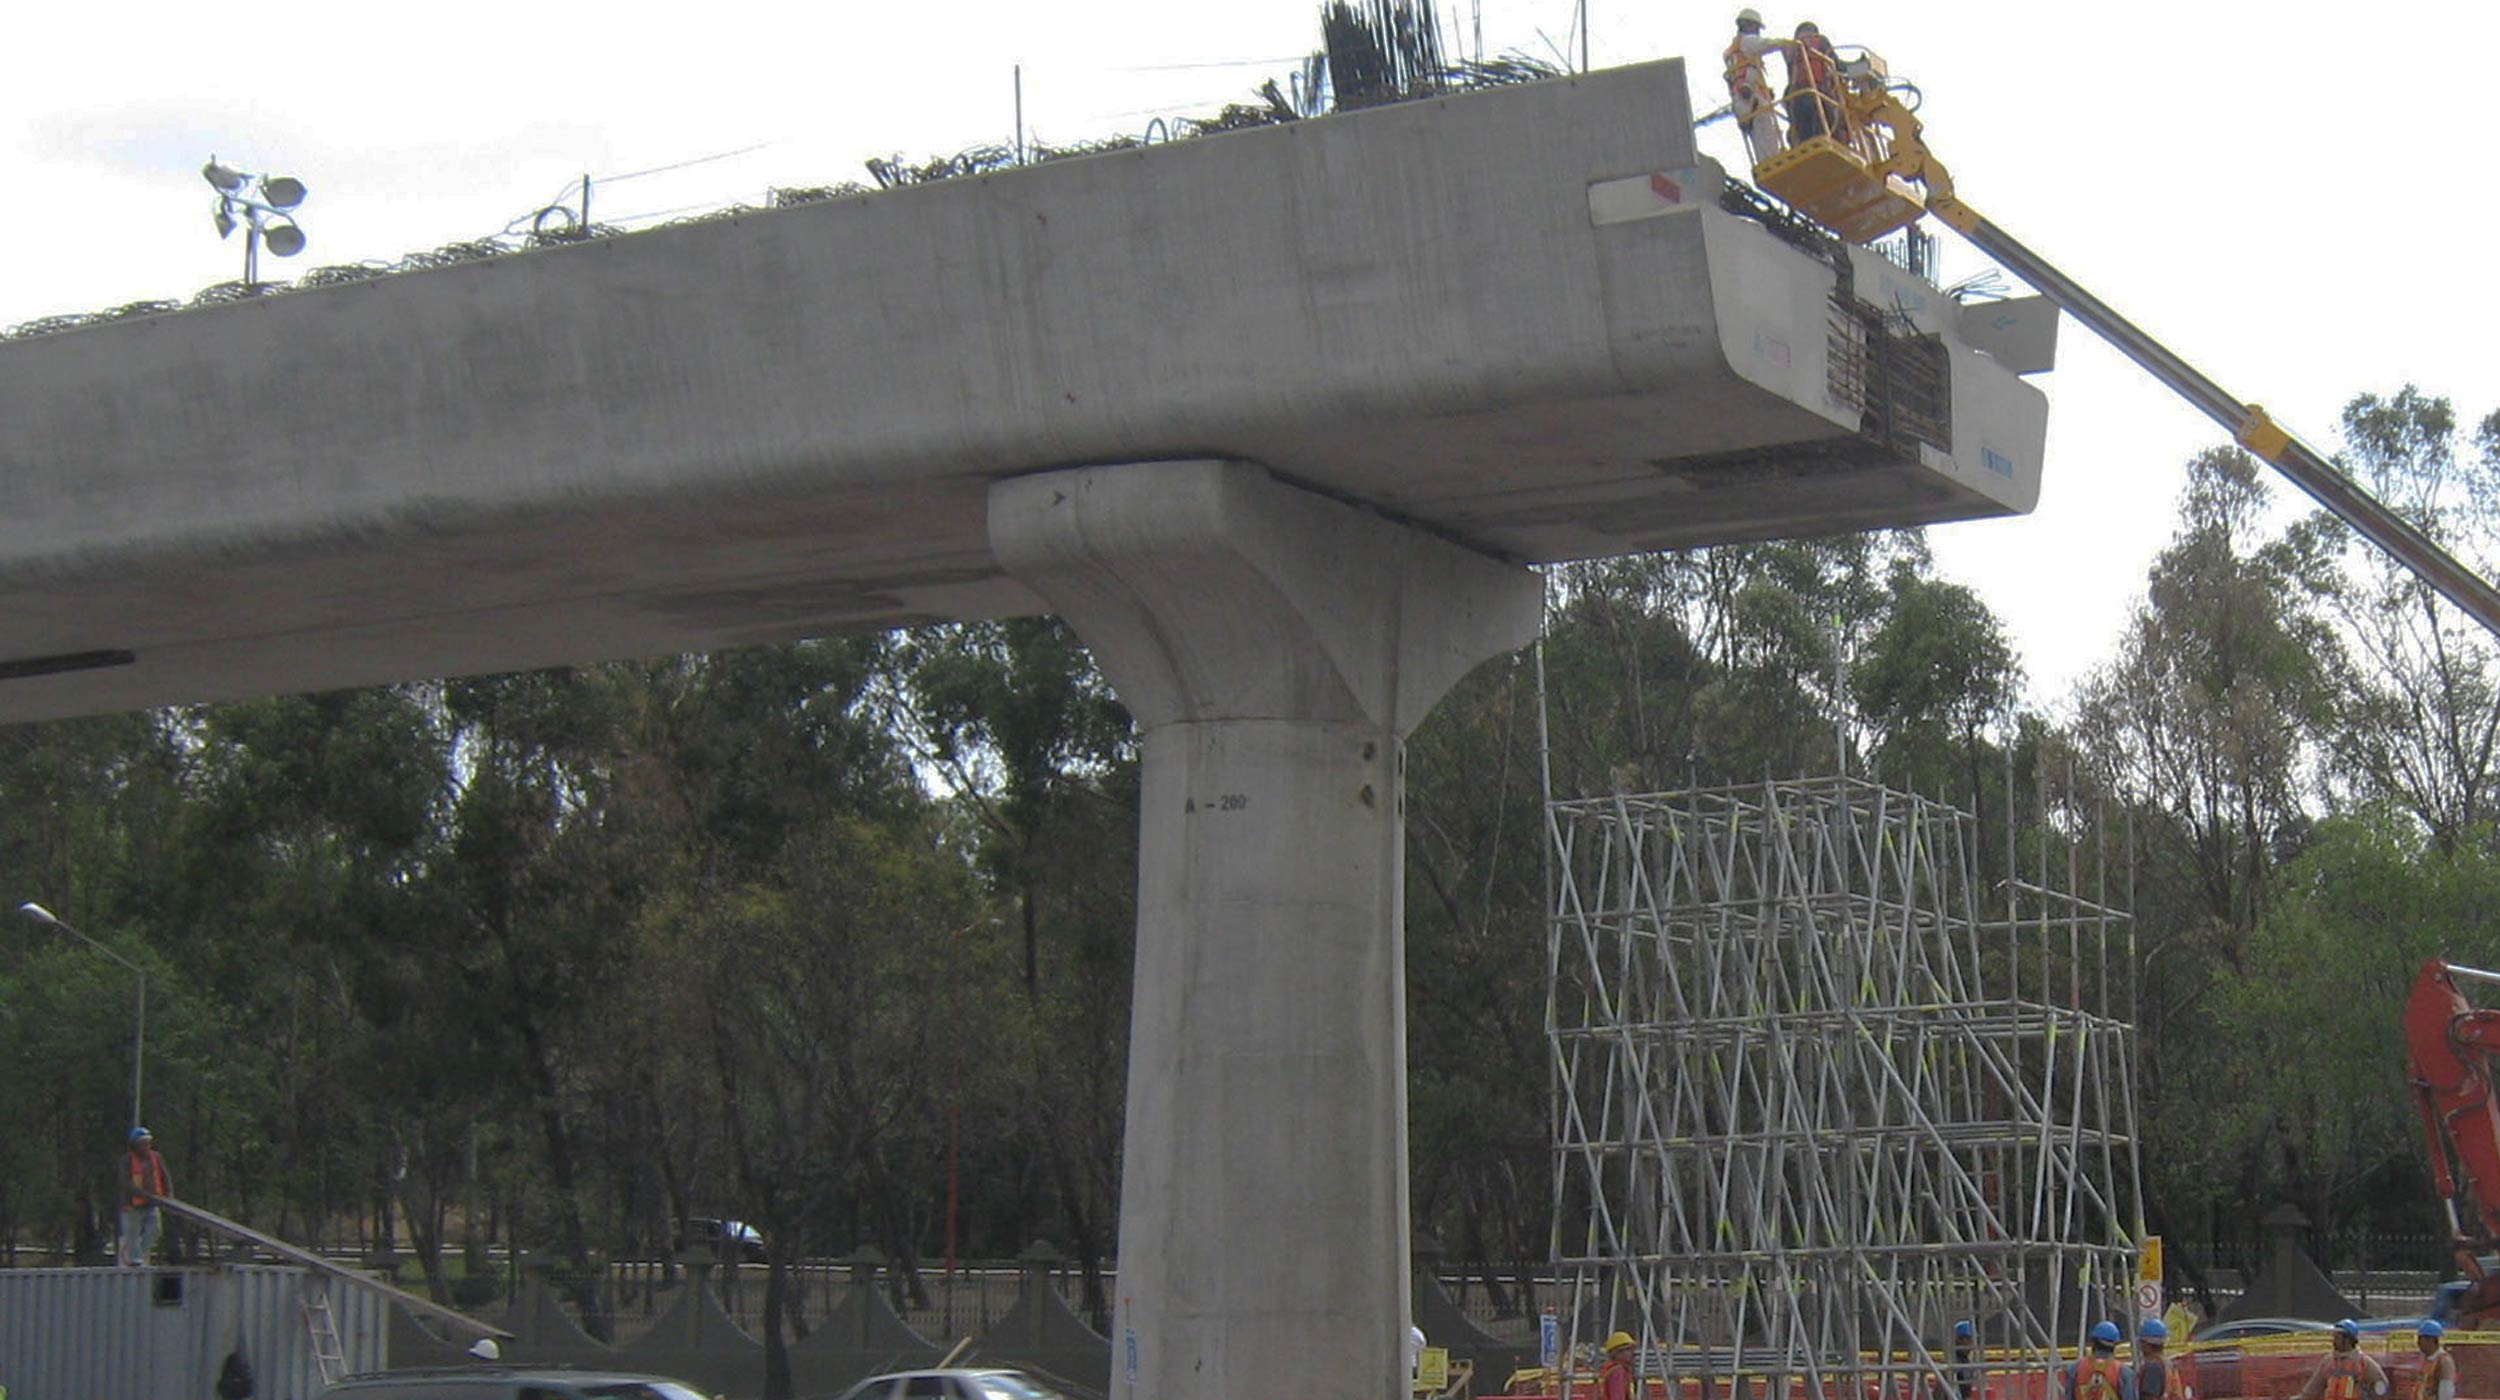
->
[[1784, 21, 1846, 144], [1598, 1331, 1638, 1400], [1724, 8, 1799, 167], [2412, 1321, 2455, 1400], [2294, 1320, 2390, 1400], [2065, 1322, 2139, 1400], [119, 1126, 171, 1268], [2135, 1318, 2179, 1400]]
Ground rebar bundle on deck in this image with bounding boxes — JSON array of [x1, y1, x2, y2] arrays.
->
[[1547, 776, 2140, 1393]]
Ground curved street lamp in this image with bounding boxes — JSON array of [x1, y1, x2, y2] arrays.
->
[[18, 902, 146, 1131]]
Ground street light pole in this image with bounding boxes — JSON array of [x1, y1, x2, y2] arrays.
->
[[18, 902, 146, 1131]]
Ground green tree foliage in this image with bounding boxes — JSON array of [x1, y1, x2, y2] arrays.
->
[[21, 387, 2500, 1324], [2212, 811, 2500, 1239], [2304, 389, 2500, 850]]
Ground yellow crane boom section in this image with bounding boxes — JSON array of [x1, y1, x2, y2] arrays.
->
[[1753, 53, 2500, 641]]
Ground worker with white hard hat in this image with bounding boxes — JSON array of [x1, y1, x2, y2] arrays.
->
[[1724, 8, 1799, 166]]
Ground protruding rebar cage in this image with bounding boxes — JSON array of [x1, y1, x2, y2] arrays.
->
[[1547, 776, 2140, 1397]]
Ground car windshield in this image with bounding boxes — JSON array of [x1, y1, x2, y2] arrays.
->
[[972, 1376, 1066, 1399], [581, 1385, 710, 1400]]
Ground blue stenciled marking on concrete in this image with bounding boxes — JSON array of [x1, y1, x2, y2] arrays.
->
[[1984, 448, 2015, 478]]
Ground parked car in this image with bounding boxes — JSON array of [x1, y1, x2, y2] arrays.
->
[[831, 1370, 1070, 1400], [318, 1366, 712, 1399], [673, 1216, 766, 1264]]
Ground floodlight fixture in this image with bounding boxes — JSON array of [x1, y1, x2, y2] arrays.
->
[[200, 156, 311, 290]]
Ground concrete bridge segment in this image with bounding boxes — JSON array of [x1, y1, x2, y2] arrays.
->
[[0, 58, 2039, 724], [0, 57, 2052, 1400]]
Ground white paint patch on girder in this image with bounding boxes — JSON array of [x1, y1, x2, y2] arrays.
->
[[1586, 165, 1712, 227]]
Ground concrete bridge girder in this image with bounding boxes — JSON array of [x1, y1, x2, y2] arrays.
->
[[0, 58, 2041, 723]]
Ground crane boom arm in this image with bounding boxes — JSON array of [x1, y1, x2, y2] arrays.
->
[[1923, 195, 2500, 640], [1800, 69, 2500, 640]]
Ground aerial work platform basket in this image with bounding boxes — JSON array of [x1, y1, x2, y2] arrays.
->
[[1755, 134, 1926, 242], [1746, 50, 1935, 244]]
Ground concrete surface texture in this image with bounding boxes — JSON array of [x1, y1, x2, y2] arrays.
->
[[989, 459, 1542, 1400], [0, 57, 2044, 723]]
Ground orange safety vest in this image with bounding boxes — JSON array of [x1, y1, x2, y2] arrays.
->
[[2076, 1356, 2126, 1400], [1788, 34, 1839, 96], [125, 1147, 169, 1210], [2414, 1350, 2452, 1400], [2320, 1354, 2371, 1400], [1724, 34, 1774, 112]]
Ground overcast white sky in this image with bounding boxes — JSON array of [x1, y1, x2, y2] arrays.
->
[[8, 0, 2496, 707]]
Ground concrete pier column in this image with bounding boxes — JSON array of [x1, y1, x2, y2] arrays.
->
[[988, 460, 1542, 1400]]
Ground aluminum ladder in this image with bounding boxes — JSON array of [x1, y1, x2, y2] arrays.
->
[[302, 1277, 349, 1384]]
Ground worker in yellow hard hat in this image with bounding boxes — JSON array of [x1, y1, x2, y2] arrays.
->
[[1724, 8, 1800, 167], [1599, 1331, 1638, 1400]]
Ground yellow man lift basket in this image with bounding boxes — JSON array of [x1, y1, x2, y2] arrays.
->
[[1754, 133, 1928, 243]]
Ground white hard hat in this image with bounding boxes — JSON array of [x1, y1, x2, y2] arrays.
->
[[468, 1338, 502, 1361], [1737, 8, 1765, 24]]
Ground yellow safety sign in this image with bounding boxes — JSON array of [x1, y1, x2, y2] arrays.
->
[[1418, 1346, 1450, 1392]]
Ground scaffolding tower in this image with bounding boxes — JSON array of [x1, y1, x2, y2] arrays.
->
[[1547, 776, 2139, 1394]]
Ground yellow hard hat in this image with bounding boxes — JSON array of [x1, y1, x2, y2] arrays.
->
[[1605, 1331, 1638, 1352]]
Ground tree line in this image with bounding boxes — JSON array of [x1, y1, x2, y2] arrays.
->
[[2, 388, 2494, 1339]]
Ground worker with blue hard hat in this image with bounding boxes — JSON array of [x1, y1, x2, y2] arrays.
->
[[119, 1126, 171, 1268], [2064, 1321, 2138, 1400], [2136, 1318, 2173, 1400], [2415, 1320, 2456, 1400], [1945, 1319, 1982, 1400], [2293, 1320, 2389, 1400]]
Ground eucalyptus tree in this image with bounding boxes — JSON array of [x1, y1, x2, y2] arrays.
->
[[2302, 388, 2500, 850]]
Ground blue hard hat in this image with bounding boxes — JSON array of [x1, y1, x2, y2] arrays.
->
[[2092, 1321, 2122, 1346], [2140, 1319, 2169, 1342], [2421, 1320, 2446, 1340], [128, 1126, 152, 1143], [1954, 1320, 1975, 1338], [2334, 1319, 2362, 1339]]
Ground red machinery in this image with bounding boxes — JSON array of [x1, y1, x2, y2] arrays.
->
[[2405, 959, 2500, 1321]]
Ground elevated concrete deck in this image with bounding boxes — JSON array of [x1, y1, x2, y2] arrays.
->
[[0, 57, 2042, 721]]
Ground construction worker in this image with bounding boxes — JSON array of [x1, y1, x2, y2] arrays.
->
[[119, 1126, 171, 1267], [2292, 1320, 2389, 1400], [1724, 9, 1798, 167], [1949, 1319, 1983, 1400], [2137, 1319, 2174, 1400], [1784, 21, 1847, 144], [2413, 1322, 2455, 1400], [2064, 1321, 2139, 1400], [1599, 1331, 1638, 1400]]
